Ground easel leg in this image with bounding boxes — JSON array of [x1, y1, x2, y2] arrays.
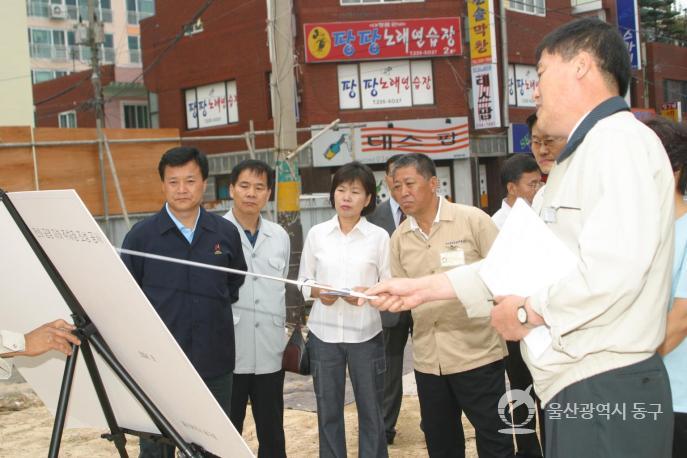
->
[[80, 338, 129, 457], [88, 333, 201, 457], [48, 343, 79, 458]]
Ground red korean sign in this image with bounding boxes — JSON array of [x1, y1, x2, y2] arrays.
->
[[304, 17, 462, 63]]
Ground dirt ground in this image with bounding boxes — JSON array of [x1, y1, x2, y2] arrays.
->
[[0, 383, 478, 457]]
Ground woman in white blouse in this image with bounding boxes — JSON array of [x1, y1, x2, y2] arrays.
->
[[298, 161, 390, 458]]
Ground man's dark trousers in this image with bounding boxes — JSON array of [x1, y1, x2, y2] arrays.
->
[[230, 370, 286, 458], [545, 354, 673, 458], [139, 372, 233, 458], [415, 360, 514, 458]]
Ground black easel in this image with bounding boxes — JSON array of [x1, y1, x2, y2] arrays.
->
[[0, 190, 206, 458]]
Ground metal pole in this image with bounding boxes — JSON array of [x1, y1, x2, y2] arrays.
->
[[29, 127, 40, 190], [285, 118, 339, 160], [48, 343, 80, 458], [103, 134, 131, 229], [499, 0, 510, 128], [87, 0, 110, 240], [88, 333, 200, 457], [78, 335, 129, 457]]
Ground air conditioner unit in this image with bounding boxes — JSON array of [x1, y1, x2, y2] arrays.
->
[[50, 4, 67, 19]]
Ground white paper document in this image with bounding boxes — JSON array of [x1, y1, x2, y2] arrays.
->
[[479, 199, 577, 358]]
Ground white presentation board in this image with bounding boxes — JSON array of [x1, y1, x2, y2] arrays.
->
[[0, 190, 253, 457]]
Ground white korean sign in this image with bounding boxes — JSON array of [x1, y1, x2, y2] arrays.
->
[[507, 64, 538, 107], [514, 64, 537, 107], [311, 117, 469, 167], [337, 64, 361, 110], [471, 63, 501, 130], [361, 60, 413, 109], [185, 80, 239, 130], [507, 65, 516, 106], [338, 59, 434, 110]]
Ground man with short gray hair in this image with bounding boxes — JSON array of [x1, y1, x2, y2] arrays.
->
[[389, 153, 512, 457]]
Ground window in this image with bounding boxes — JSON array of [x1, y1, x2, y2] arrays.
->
[[103, 33, 115, 62], [185, 80, 239, 130], [128, 36, 141, 63], [507, 0, 545, 15], [664, 80, 687, 115], [123, 103, 150, 128], [338, 59, 434, 110], [148, 92, 160, 128], [32, 70, 54, 83], [27, 1, 49, 18], [29, 29, 69, 60], [58, 111, 77, 128], [32, 69, 70, 83], [127, 0, 155, 24], [341, 0, 424, 4]]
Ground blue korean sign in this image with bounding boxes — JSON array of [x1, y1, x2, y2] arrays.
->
[[616, 0, 641, 70], [509, 123, 531, 153]]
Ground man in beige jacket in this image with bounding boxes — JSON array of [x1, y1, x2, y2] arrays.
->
[[389, 153, 512, 457], [365, 18, 674, 458]]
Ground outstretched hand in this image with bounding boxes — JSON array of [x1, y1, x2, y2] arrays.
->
[[359, 278, 427, 312], [23, 319, 81, 357]]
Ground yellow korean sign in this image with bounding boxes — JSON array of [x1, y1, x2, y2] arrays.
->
[[467, 0, 497, 64], [660, 102, 683, 123]]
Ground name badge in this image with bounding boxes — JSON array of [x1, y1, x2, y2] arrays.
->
[[542, 207, 557, 224], [440, 249, 465, 267]]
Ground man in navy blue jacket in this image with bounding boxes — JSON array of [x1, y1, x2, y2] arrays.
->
[[122, 146, 246, 458]]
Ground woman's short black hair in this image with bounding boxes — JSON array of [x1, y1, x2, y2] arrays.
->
[[329, 161, 378, 216]]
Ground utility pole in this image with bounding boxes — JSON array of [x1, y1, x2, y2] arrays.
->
[[499, 0, 509, 129], [85, 0, 110, 239], [267, 0, 304, 324]]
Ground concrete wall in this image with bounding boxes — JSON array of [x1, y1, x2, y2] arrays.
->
[[0, 2, 34, 127]]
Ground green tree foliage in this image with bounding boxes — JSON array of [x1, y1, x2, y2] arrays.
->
[[639, 0, 686, 44]]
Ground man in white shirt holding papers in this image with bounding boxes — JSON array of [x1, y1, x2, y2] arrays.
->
[[364, 18, 674, 458]]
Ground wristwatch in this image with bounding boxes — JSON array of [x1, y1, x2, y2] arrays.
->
[[517, 304, 528, 326]]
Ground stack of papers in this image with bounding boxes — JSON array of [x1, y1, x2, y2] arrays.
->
[[479, 199, 577, 358]]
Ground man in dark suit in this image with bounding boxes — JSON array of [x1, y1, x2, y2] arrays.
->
[[366, 154, 412, 445]]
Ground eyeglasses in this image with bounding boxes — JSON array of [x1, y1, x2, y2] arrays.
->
[[525, 181, 542, 190], [531, 136, 566, 148]]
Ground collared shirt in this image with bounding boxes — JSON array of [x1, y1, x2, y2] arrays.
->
[[0, 330, 25, 380], [389, 196, 402, 228], [408, 195, 443, 240], [664, 214, 687, 413], [165, 203, 200, 244], [244, 229, 259, 247], [122, 206, 247, 379], [491, 199, 512, 229], [224, 210, 290, 375], [447, 108, 674, 404], [391, 201, 506, 375], [299, 215, 390, 343]]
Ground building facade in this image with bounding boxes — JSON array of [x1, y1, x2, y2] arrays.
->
[[25, 0, 153, 83], [140, 0, 687, 213], [27, 0, 154, 128], [1, 1, 35, 126]]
